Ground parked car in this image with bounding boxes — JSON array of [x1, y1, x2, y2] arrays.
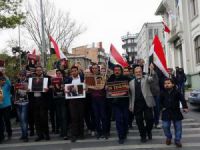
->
[[188, 89, 200, 106]]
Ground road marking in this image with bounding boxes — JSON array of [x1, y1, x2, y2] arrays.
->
[[1, 133, 200, 148], [71, 143, 200, 150], [10, 127, 200, 139], [11, 118, 197, 131]]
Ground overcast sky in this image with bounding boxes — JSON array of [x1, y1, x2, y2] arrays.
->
[[0, 0, 162, 54]]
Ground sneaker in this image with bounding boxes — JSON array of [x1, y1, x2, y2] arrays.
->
[[91, 131, 95, 136], [155, 124, 162, 129], [175, 141, 182, 148], [166, 139, 171, 145], [87, 130, 91, 135]]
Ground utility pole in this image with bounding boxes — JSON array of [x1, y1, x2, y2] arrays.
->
[[40, 0, 46, 68], [18, 25, 21, 70]]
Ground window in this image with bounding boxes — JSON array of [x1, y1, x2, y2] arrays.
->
[[191, 0, 198, 18], [175, 0, 179, 7], [154, 29, 158, 36], [148, 29, 153, 39], [195, 36, 200, 64]]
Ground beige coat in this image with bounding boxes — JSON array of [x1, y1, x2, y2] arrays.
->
[[129, 71, 157, 111]]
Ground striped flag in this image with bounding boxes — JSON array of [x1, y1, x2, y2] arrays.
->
[[109, 44, 129, 68], [162, 21, 170, 33], [32, 49, 36, 55], [49, 36, 67, 59], [149, 35, 169, 77]]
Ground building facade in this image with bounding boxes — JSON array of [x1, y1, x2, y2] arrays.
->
[[155, 0, 200, 89], [121, 32, 138, 66], [72, 42, 107, 64], [136, 22, 165, 72], [67, 55, 92, 70]]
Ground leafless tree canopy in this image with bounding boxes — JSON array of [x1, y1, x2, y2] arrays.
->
[[24, 0, 85, 52]]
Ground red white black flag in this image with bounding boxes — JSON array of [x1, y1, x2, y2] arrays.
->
[[110, 44, 129, 67], [149, 35, 169, 77], [49, 36, 67, 60]]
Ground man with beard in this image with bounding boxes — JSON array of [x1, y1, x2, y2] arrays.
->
[[129, 64, 157, 143], [107, 65, 130, 144]]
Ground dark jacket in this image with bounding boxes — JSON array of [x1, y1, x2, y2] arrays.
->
[[64, 74, 84, 84], [107, 74, 130, 106], [160, 88, 188, 121]]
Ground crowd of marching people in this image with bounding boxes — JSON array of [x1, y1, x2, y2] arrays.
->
[[0, 58, 188, 147]]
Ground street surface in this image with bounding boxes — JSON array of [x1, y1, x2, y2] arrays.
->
[[1, 93, 200, 150]]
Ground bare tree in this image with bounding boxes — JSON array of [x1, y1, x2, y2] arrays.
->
[[24, 0, 86, 53]]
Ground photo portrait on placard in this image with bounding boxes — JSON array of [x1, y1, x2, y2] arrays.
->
[[15, 83, 28, 104], [65, 83, 85, 99], [28, 77, 48, 92], [51, 77, 65, 98]]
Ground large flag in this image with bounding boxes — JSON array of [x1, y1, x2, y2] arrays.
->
[[49, 36, 67, 59], [32, 49, 36, 55], [162, 21, 170, 33], [149, 35, 169, 77], [109, 44, 129, 68]]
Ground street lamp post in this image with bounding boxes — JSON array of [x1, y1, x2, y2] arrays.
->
[[40, 0, 46, 68]]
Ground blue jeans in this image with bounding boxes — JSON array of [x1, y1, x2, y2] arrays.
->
[[92, 99, 107, 135], [177, 82, 185, 96], [162, 120, 182, 142], [113, 104, 129, 139], [16, 104, 28, 138]]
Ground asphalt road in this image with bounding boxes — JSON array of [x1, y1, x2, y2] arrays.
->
[[1, 92, 200, 150]]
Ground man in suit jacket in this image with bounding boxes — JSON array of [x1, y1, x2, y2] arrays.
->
[[129, 64, 158, 143]]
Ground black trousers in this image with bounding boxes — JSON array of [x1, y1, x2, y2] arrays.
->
[[84, 94, 95, 131], [33, 97, 49, 136], [55, 98, 68, 137], [134, 105, 154, 138], [0, 106, 12, 140], [69, 99, 85, 137]]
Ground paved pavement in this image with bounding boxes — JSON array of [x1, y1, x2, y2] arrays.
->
[[1, 112, 200, 150], [1, 91, 200, 150]]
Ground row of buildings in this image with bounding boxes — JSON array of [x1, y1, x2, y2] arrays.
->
[[67, 42, 107, 70], [122, 0, 200, 89]]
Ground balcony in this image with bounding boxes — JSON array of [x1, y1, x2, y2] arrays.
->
[[168, 18, 183, 43], [122, 43, 137, 49]]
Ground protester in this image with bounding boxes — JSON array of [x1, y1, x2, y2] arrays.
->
[[15, 71, 29, 142], [53, 69, 68, 140], [107, 65, 130, 144], [29, 66, 50, 141], [123, 67, 134, 129], [89, 64, 108, 139], [175, 67, 186, 96], [149, 70, 161, 129], [160, 78, 189, 147], [129, 64, 157, 143], [0, 72, 12, 143], [64, 66, 85, 142]]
